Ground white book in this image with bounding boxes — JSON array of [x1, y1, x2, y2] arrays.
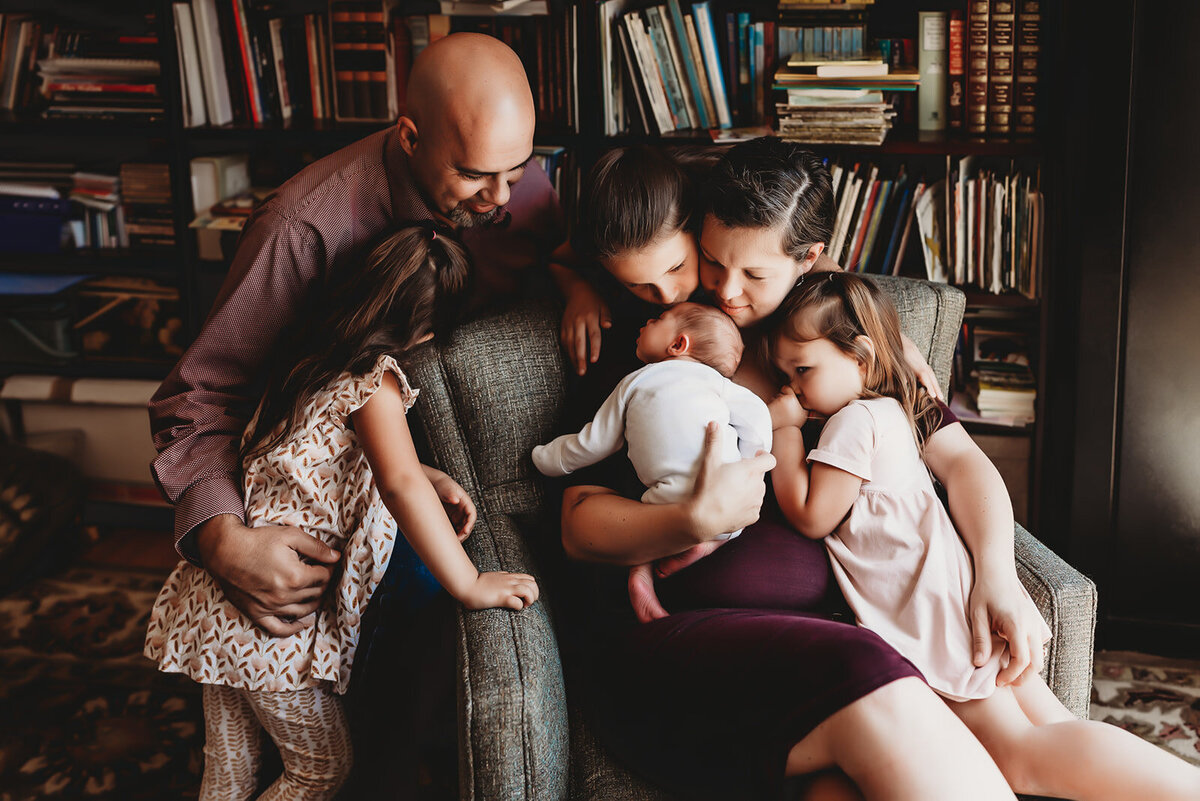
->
[[267, 18, 293, 121], [691, 1, 731, 129], [438, 0, 548, 15], [190, 0, 233, 125], [173, 3, 207, 128], [683, 15, 717, 129], [915, 178, 948, 282], [989, 180, 1006, 293], [844, 165, 878, 267], [830, 171, 862, 263]]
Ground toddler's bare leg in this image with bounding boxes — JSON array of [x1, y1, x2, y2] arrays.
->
[[786, 676, 1016, 801], [951, 676, 1200, 800]]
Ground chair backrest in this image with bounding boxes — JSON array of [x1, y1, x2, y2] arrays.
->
[[866, 275, 965, 395]]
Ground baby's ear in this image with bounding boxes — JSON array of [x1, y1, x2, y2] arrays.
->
[[668, 333, 690, 356]]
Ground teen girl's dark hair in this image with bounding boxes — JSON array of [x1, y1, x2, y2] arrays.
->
[[768, 272, 942, 447], [242, 225, 471, 461], [706, 137, 835, 264], [574, 145, 704, 259]]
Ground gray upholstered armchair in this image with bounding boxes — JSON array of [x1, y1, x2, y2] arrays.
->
[[403, 277, 1098, 800]]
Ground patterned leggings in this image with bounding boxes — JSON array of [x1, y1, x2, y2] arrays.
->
[[200, 683, 353, 801]]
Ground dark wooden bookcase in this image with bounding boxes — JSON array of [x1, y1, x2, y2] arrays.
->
[[1, 0, 1071, 541]]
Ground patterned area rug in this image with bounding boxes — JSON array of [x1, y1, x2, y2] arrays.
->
[[0, 565, 203, 801], [1091, 649, 1200, 768], [3, 562, 1198, 798]]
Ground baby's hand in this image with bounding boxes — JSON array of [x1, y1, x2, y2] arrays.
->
[[769, 386, 809, 429], [460, 571, 540, 611]]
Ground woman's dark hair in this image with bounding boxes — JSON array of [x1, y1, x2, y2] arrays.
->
[[242, 225, 471, 461], [574, 145, 700, 259], [706, 137, 835, 263], [767, 272, 942, 448]]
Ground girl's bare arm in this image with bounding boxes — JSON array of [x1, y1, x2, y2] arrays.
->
[[355, 375, 538, 610]]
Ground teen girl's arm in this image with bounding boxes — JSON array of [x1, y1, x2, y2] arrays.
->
[[924, 421, 1042, 685], [355, 374, 539, 611], [549, 240, 612, 375], [561, 422, 776, 565], [768, 389, 862, 539]]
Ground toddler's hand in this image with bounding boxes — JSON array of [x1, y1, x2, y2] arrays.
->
[[560, 281, 612, 375], [460, 571, 540, 611], [769, 386, 809, 429], [425, 467, 477, 541]]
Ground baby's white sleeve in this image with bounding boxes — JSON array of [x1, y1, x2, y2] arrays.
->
[[531, 380, 629, 476], [726, 383, 774, 458]]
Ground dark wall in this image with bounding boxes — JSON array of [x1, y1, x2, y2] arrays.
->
[[1066, 0, 1200, 654]]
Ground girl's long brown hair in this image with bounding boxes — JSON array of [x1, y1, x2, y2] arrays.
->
[[767, 272, 942, 447], [241, 225, 471, 462]]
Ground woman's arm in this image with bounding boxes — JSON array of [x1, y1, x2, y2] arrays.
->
[[549, 240, 612, 375], [923, 421, 1042, 684], [561, 422, 776, 565], [355, 375, 538, 611]]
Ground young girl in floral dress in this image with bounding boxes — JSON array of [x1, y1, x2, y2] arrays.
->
[[145, 226, 539, 800]]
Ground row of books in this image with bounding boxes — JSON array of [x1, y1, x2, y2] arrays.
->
[[918, 1, 1040, 136], [0, 13, 165, 120], [176, 0, 572, 130], [0, 162, 174, 254], [824, 155, 1043, 299]]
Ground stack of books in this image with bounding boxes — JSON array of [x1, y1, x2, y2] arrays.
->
[[776, 86, 895, 146], [37, 56, 163, 122], [68, 172, 125, 249], [120, 163, 175, 249], [967, 327, 1036, 424], [0, 163, 73, 254]]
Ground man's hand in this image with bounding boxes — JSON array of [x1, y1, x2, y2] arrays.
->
[[195, 514, 340, 637], [969, 571, 1045, 686], [560, 280, 612, 375], [769, 386, 809, 430], [686, 422, 776, 541], [900, 333, 943, 401], [423, 466, 477, 541]]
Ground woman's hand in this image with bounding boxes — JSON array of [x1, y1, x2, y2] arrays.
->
[[459, 570, 540, 611], [560, 280, 612, 375], [970, 571, 1045, 686], [769, 386, 809, 430], [422, 465, 477, 541], [901, 334, 943, 401], [687, 422, 776, 540]]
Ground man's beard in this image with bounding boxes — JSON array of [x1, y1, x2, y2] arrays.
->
[[446, 202, 505, 228]]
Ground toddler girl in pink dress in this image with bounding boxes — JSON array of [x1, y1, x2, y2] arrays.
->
[[766, 271, 1200, 800]]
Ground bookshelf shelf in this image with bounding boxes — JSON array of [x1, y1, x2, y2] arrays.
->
[[0, 111, 168, 136], [962, 289, 1040, 311], [0, 360, 173, 381], [2, 251, 182, 279]]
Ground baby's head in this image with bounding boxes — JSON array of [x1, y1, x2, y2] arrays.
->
[[636, 302, 743, 378]]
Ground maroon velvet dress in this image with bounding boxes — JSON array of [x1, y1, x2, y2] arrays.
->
[[557, 287, 933, 800]]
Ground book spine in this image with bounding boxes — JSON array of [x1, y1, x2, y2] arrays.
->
[[987, 0, 1014, 135], [917, 11, 947, 131], [724, 12, 739, 125], [230, 0, 263, 123], [947, 9, 966, 130], [693, 2, 731, 129], [736, 12, 751, 124], [966, 0, 989, 135], [1014, 0, 1039, 135], [644, 7, 688, 129], [666, 0, 710, 128]]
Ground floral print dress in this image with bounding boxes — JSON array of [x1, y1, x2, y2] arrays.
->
[[145, 355, 416, 694]]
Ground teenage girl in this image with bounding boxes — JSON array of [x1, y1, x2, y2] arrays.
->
[[766, 270, 1200, 801], [145, 226, 539, 800]]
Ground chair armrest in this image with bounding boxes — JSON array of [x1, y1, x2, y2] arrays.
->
[[456, 545, 569, 799], [1013, 524, 1098, 719]]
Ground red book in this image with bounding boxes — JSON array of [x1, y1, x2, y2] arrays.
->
[[947, 10, 966, 130]]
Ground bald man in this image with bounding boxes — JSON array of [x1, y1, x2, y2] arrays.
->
[[148, 34, 564, 635]]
